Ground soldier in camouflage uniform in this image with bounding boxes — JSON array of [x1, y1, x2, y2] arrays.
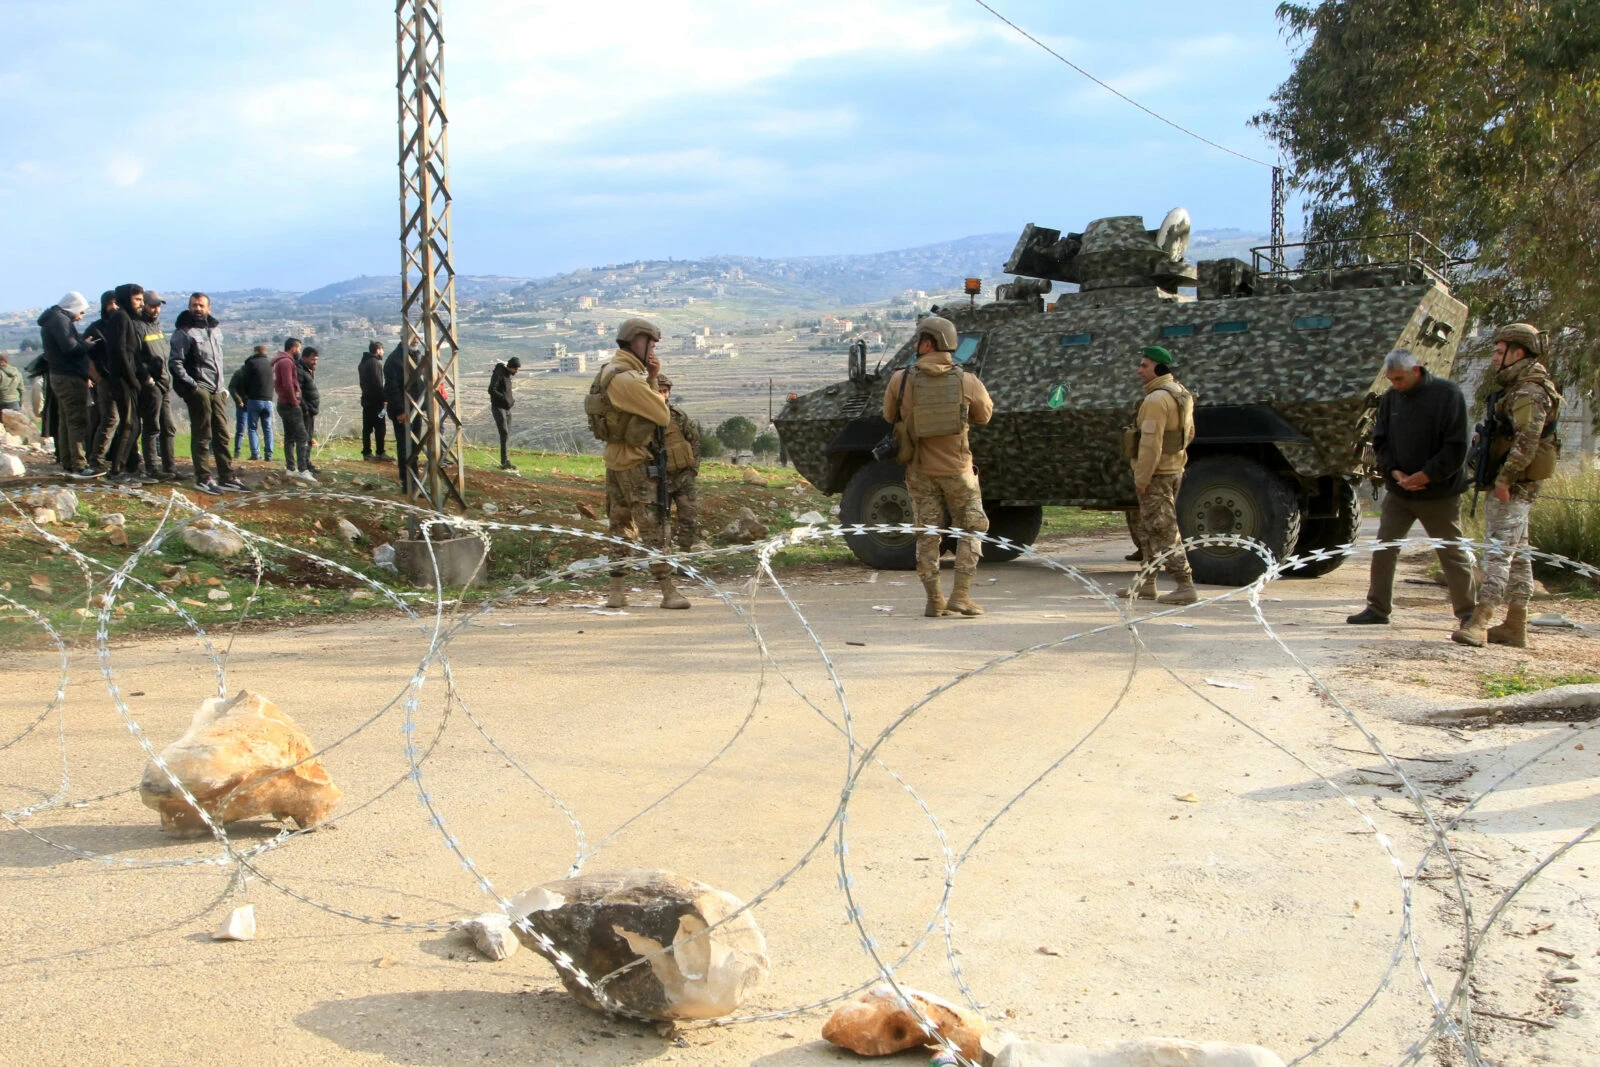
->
[[656, 374, 701, 551], [1452, 323, 1562, 648], [883, 315, 994, 617], [1119, 346, 1198, 604], [584, 317, 690, 610]]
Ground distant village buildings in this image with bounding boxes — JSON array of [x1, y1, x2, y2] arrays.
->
[[558, 352, 587, 374]]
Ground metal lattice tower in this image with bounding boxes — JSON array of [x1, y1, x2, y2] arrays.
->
[[396, 0, 465, 511], [1270, 165, 1287, 259]]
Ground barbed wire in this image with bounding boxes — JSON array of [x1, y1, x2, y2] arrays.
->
[[0, 484, 1595, 1063]]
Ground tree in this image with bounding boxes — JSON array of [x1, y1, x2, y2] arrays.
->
[[751, 431, 780, 457], [1254, 0, 1600, 388], [699, 429, 726, 459], [715, 415, 758, 453]]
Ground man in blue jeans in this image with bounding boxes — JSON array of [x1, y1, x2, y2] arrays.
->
[[228, 344, 276, 460]]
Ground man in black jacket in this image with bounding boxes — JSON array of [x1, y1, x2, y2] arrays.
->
[[488, 357, 520, 470], [82, 290, 118, 467], [358, 340, 387, 460], [37, 291, 98, 477], [1349, 350, 1477, 627], [228, 345, 276, 460], [129, 291, 178, 481], [297, 347, 321, 479], [384, 342, 422, 493], [87, 284, 147, 483]]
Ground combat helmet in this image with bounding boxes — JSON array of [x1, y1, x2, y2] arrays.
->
[[616, 317, 662, 346], [914, 314, 958, 353], [1491, 322, 1544, 359], [656, 373, 673, 389]]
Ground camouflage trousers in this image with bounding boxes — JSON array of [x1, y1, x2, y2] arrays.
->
[[905, 468, 988, 581], [668, 469, 698, 551], [1479, 482, 1540, 609], [606, 463, 670, 578], [1134, 473, 1193, 583]]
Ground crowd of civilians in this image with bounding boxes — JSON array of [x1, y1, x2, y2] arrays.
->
[[29, 289, 426, 495]]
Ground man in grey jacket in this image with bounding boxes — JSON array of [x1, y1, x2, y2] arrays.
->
[[169, 293, 243, 494]]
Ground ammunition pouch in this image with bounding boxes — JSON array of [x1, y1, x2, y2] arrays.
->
[[584, 364, 655, 446], [666, 437, 696, 473], [1121, 426, 1188, 459]]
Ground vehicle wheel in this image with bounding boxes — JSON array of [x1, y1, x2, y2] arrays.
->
[[1176, 455, 1302, 586], [1285, 479, 1358, 578], [980, 504, 1043, 562], [839, 458, 917, 570]]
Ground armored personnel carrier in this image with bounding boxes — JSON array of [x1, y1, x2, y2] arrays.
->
[[774, 210, 1468, 585]]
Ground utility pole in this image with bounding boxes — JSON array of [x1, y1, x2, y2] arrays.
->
[[1270, 165, 1287, 269], [396, 0, 465, 511]]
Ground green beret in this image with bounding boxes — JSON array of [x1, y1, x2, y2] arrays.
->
[[1141, 345, 1173, 366]]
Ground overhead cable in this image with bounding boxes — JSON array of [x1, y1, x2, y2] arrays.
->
[[969, 0, 1274, 168]]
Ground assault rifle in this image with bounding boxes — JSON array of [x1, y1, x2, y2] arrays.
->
[[1466, 390, 1502, 518], [648, 424, 672, 550]]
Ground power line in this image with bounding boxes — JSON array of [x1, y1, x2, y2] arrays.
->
[[968, 0, 1274, 169]]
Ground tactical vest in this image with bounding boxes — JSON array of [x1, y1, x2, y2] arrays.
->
[[909, 365, 967, 439], [1122, 380, 1194, 459], [583, 363, 657, 448], [1489, 373, 1563, 483]]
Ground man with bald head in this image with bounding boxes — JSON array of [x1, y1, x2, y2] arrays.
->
[[1349, 348, 1475, 629]]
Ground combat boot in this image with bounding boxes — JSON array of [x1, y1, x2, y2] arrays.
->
[[1157, 578, 1198, 605], [1487, 604, 1528, 648], [1115, 574, 1158, 600], [921, 576, 947, 617], [605, 576, 628, 609], [945, 572, 983, 616], [658, 575, 690, 610], [1450, 602, 1496, 647]]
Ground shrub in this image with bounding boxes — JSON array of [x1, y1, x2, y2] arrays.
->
[[1529, 465, 1600, 573]]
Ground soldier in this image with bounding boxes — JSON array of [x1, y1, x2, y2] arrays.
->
[[656, 374, 701, 551], [584, 318, 689, 610], [1119, 346, 1198, 605], [1452, 323, 1562, 648], [883, 314, 994, 617]]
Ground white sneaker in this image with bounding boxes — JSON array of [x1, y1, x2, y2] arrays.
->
[[299, 470, 318, 484]]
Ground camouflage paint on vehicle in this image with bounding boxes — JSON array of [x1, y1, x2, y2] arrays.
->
[[777, 212, 1467, 515]]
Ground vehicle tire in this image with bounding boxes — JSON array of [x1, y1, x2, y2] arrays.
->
[[1285, 479, 1358, 579], [839, 458, 917, 570], [1176, 455, 1302, 587], [980, 504, 1043, 562]]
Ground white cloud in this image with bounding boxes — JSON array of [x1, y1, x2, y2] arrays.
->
[[106, 155, 145, 187]]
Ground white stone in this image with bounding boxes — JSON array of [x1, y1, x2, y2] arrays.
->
[[49, 488, 77, 520], [182, 519, 246, 558], [796, 510, 826, 525], [992, 1037, 1286, 1067], [213, 904, 256, 941], [459, 913, 520, 961], [31, 507, 57, 525], [372, 543, 396, 566], [480, 501, 499, 515], [1, 409, 43, 444], [99, 513, 126, 528], [336, 518, 362, 542], [206, 587, 231, 601], [0, 453, 24, 477]]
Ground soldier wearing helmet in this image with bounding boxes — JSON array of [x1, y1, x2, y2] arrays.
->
[[1452, 322, 1562, 649], [882, 314, 994, 617], [655, 373, 703, 551], [582, 317, 689, 609], [1118, 346, 1198, 605]]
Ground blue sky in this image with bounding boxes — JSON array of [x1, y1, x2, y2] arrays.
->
[[2, 1, 1302, 301]]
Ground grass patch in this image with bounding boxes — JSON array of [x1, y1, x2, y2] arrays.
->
[[1040, 507, 1126, 536], [1480, 666, 1600, 699]]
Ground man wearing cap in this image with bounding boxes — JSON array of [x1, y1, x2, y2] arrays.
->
[[1348, 349, 1476, 628], [132, 292, 179, 482], [358, 340, 388, 461], [36, 292, 99, 477], [170, 292, 242, 493], [488, 356, 521, 471], [584, 317, 688, 610], [883, 314, 995, 617], [1453, 323, 1562, 648], [1120, 346, 1198, 605], [657, 374, 702, 551]]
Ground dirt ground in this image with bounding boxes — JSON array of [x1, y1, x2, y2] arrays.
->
[[1, 519, 1596, 1067]]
